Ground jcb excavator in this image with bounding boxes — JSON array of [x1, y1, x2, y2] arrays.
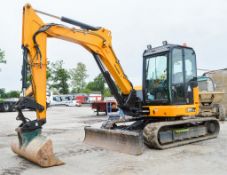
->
[[11, 4, 220, 167]]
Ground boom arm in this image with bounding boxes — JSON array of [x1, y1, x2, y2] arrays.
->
[[21, 4, 136, 121]]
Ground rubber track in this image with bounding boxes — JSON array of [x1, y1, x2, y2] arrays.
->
[[143, 117, 220, 149]]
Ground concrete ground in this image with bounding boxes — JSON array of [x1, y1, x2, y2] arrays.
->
[[0, 106, 227, 175]]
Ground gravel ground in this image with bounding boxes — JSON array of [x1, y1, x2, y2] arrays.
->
[[0, 106, 227, 175]]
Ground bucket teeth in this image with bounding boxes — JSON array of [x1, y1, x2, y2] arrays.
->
[[11, 132, 64, 167], [84, 126, 144, 155]]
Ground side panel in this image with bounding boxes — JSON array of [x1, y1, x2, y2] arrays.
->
[[144, 87, 199, 117], [145, 104, 197, 117]]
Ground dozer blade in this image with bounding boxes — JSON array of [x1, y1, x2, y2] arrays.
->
[[84, 126, 144, 155], [11, 134, 64, 167]]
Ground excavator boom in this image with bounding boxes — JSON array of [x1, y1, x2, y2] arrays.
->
[[12, 4, 139, 167]]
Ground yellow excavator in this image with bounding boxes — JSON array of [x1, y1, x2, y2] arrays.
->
[[11, 4, 220, 167]]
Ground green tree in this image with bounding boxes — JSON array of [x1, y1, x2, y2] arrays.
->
[[0, 49, 6, 72], [46, 61, 52, 81], [85, 73, 112, 97], [86, 73, 105, 94], [0, 88, 6, 98], [6, 90, 20, 98], [0, 49, 6, 64], [70, 62, 88, 93], [49, 60, 70, 94], [0, 89, 20, 98], [80, 88, 91, 94], [103, 87, 112, 97]]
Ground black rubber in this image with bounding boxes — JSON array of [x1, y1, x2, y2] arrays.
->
[[143, 117, 220, 149]]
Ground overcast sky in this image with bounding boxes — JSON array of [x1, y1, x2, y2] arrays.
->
[[0, 0, 226, 91]]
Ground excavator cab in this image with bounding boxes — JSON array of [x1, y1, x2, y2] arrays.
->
[[143, 42, 197, 106]]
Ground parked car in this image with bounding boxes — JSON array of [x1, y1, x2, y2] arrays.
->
[[49, 95, 81, 107]]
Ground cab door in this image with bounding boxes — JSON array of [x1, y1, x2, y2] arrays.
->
[[171, 47, 197, 105]]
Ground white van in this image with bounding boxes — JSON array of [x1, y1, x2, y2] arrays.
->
[[49, 94, 81, 107]]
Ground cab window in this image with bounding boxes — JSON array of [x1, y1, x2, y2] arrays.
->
[[171, 48, 185, 103], [145, 54, 168, 103], [184, 48, 196, 81]]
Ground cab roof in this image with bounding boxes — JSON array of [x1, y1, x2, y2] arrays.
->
[[143, 43, 192, 57]]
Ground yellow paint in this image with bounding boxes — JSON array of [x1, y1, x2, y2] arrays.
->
[[22, 4, 200, 120], [25, 85, 33, 96], [144, 87, 200, 117], [22, 4, 132, 120], [133, 86, 142, 91]]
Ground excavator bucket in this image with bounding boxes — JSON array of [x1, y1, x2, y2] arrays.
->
[[11, 129, 64, 167], [84, 126, 144, 155]]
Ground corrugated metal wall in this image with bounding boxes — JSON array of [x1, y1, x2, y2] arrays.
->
[[204, 69, 227, 116]]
